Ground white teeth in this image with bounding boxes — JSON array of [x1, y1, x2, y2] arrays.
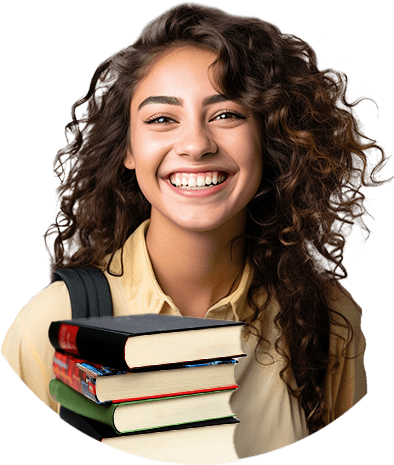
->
[[197, 176, 205, 187], [169, 171, 227, 189]]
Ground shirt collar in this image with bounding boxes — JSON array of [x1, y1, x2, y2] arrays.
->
[[115, 220, 253, 321]]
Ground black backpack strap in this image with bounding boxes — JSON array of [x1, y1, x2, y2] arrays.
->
[[52, 267, 113, 318]]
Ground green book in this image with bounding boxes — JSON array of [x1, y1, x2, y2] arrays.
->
[[49, 379, 236, 434]]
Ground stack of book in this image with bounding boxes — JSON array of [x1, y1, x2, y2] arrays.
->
[[48, 314, 245, 463]]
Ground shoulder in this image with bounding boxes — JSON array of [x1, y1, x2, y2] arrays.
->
[[323, 280, 365, 358], [2, 281, 72, 365], [13, 280, 72, 327], [324, 280, 362, 333], [322, 280, 367, 422]]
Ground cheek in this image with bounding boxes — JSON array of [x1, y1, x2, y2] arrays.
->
[[130, 133, 173, 172], [236, 135, 263, 182]]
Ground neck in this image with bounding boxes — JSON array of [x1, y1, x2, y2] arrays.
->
[[145, 210, 247, 317]]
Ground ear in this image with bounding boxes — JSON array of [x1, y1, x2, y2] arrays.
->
[[124, 147, 136, 170]]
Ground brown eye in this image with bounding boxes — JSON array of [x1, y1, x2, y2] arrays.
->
[[211, 111, 245, 121]]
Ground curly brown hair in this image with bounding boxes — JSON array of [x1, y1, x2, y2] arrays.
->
[[45, 4, 389, 434]]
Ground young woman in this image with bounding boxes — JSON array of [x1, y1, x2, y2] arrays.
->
[[2, 3, 389, 461]]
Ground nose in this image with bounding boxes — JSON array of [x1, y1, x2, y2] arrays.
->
[[174, 121, 217, 160]]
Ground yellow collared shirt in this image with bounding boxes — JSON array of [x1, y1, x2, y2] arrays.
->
[[2, 220, 366, 459]]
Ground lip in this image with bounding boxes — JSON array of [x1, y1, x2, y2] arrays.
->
[[164, 174, 232, 198]]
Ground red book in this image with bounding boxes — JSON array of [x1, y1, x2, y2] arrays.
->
[[52, 351, 238, 404]]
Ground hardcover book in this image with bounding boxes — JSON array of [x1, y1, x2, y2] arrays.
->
[[50, 378, 236, 434], [53, 351, 238, 404], [49, 313, 245, 370], [60, 407, 239, 463]]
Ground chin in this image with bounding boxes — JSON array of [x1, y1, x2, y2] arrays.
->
[[174, 219, 225, 233], [169, 210, 247, 235]]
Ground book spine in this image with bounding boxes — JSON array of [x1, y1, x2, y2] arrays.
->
[[53, 352, 102, 404], [50, 379, 117, 430], [49, 322, 130, 371]]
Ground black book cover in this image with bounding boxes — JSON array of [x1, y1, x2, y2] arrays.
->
[[49, 314, 244, 371], [60, 406, 239, 441]]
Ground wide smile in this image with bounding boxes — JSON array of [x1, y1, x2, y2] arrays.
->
[[164, 171, 233, 198]]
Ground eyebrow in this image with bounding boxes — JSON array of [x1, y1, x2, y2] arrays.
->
[[137, 94, 229, 110]]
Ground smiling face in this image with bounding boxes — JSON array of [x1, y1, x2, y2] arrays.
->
[[125, 46, 263, 235]]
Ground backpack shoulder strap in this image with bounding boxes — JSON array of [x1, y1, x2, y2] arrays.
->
[[52, 267, 113, 318]]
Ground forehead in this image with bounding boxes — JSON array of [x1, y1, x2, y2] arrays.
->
[[131, 46, 219, 105]]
